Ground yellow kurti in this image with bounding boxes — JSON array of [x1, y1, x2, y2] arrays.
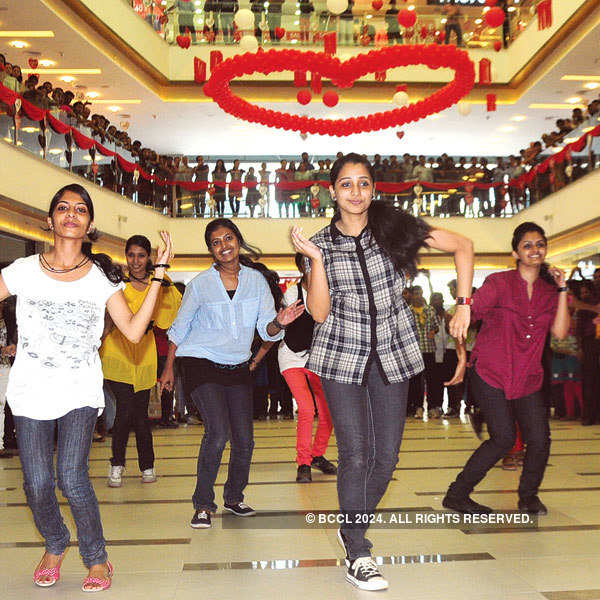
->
[[100, 279, 182, 392]]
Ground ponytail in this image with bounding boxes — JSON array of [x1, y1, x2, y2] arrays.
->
[[82, 239, 123, 285]]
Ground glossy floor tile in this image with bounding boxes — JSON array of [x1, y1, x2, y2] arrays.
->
[[1, 418, 598, 599]]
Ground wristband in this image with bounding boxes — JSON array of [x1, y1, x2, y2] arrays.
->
[[274, 316, 287, 330], [154, 263, 170, 269], [558, 286, 568, 293], [456, 297, 472, 306], [151, 277, 164, 284]]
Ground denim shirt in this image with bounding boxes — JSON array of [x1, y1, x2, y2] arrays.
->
[[168, 264, 283, 365]]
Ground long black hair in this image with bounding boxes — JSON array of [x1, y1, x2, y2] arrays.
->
[[204, 218, 282, 309], [330, 153, 431, 278], [48, 184, 123, 284], [511, 221, 556, 287]]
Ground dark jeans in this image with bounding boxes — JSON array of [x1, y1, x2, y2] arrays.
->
[[321, 362, 409, 560], [407, 353, 434, 413], [194, 192, 206, 217], [191, 382, 254, 511], [107, 380, 154, 471], [229, 195, 240, 216], [444, 23, 462, 46], [448, 368, 551, 500], [14, 407, 107, 567], [581, 337, 600, 423]]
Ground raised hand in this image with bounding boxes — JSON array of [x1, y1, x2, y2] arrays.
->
[[291, 226, 322, 262], [548, 266, 566, 288], [156, 231, 173, 267], [277, 299, 305, 327]]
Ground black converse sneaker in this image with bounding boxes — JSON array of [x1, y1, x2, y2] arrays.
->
[[223, 502, 256, 516], [346, 557, 388, 591], [190, 510, 211, 529]]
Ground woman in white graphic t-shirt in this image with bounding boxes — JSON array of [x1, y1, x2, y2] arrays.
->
[[0, 184, 173, 593]]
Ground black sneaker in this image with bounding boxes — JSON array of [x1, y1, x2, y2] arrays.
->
[[442, 493, 493, 514], [191, 510, 211, 529], [224, 502, 256, 516], [311, 456, 337, 475], [296, 465, 312, 483], [518, 495, 548, 515], [337, 528, 350, 567], [346, 557, 388, 591]]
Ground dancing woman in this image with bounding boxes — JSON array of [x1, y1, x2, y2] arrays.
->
[[100, 235, 181, 487], [443, 222, 569, 516], [159, 219, 303, 529], [0, 183, 172, 592], [291, 153, 473, 591]]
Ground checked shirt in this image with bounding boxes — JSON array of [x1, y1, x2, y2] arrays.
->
[[306, 220, 424, 386]]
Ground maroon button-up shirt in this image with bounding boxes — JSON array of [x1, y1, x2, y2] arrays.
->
[[471, 269, 558, 399]]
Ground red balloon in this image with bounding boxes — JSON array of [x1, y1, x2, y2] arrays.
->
[[297, 90, 312, 105], [398, 9, 417, 28], [493, 40, 502, 52], [360, 35, 371, 46], [176, 35, 191, 49], [372, 0, 383, 9], [28, 58, 38, 69], [485, 6, 505, 28], [323, 91, 339, 107], [396, 131, 404, 140], [437, 30, 446, 42], [275, 27, 285, 39], [485, 0, 498, 5]]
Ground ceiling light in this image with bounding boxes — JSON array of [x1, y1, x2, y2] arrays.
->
[[49, 148, 63, 155], [529, 103, 583, 109], [584, 82, 600, 90], [22, 68, 101, 75], [9, 40, 29, 48], [60, 75, 75, 83], [510, 115, 527, 121], [441, 18, 447, 24], [498, 125, 516, 132], [475, 18, 482, 24], [408, 4, 415, 10], [366, 14, 372, 19], [38, 59, 55, 67], [561, 75, 600, 82], [0, 31, 54, 38], [86, 91, 100, 98], [21, 126, 39, 133], [582, 126, 594, 133], [507, 6, 516, 11], [563, 137, 578, 144], [566, 96, 582, 104], [93, 99, 141, 104], [108, 105, 121, 112]]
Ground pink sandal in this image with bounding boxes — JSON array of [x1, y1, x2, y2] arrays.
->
[[82, 560, 114, 593], [34, 552, 65, 587]]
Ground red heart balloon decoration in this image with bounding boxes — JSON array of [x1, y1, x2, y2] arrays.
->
[[493, 40, 502, 52], [398, 9, 417, 28], [372, 0, 383, 10], [396, 131, 405, 139], [176, 35, 191, 49], [275, 27, 286, 39], [204, 45, 475, 137], [28, 58, 38, 69]]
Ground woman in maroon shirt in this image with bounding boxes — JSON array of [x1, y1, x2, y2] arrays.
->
[[443, 222, 569, 516]]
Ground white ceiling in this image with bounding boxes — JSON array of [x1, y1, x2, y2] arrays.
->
[[2, 0, 600, 157]]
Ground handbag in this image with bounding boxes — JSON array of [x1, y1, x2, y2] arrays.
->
[[284, 283, 315, 353]]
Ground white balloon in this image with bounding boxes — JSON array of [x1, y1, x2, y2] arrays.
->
[[392, 91, 409, 107], [457, 101, 471, 116], [327, 0, 348, 16], [239, 34, 259, 53], [234, 8, 254, 30]]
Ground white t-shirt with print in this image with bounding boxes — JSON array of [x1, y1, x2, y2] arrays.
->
[[1, 254, 124, 420]]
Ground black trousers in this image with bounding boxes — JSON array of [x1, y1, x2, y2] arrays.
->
[[108, 380, 154, 471], [581, 337, 600, 423], [448, 369, 551, 500], [158, 356, 174, 422], [407, 352, 435, 413]]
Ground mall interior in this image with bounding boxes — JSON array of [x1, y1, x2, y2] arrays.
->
[[1, 0, 600, 598]]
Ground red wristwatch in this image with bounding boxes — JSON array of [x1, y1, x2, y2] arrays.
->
[[456, 297, 473, 306]]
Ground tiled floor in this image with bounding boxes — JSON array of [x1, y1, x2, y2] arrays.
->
[[1, 417, 600, 598]]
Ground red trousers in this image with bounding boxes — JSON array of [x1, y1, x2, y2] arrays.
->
[[282, 368, 333, 466]]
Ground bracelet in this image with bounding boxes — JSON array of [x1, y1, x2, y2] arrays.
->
[[558, 286, 568, 293], [274, 316, 287, 330], [151, 277, 164, 284], [154, 263, 170, 269], [456, 297, 472, 306]]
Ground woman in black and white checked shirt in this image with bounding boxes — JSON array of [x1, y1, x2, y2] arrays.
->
[[291, 153, 473, 592]]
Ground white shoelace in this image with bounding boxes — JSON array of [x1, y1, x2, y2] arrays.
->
[[351, 557, 382, 579]]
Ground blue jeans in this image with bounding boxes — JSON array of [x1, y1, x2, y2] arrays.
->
[[448, 368, 551, 500], [14, 407, 107, 567], [321, 361, 409, 560], [191, 382, 254, 512]]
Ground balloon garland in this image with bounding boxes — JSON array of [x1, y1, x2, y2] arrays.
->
[[203, 44, 476, 137]]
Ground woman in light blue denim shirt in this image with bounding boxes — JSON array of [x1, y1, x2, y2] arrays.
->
[[160, 219, 303, 529]]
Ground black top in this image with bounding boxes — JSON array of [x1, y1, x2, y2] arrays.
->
[[178, 356, 251, 388], [227, 289, 236, 299]]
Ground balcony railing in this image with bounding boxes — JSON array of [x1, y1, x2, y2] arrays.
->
[[2, 80, 599, 220]]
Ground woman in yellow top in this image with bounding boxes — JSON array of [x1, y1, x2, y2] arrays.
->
[[101, 235, 181, 487]]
